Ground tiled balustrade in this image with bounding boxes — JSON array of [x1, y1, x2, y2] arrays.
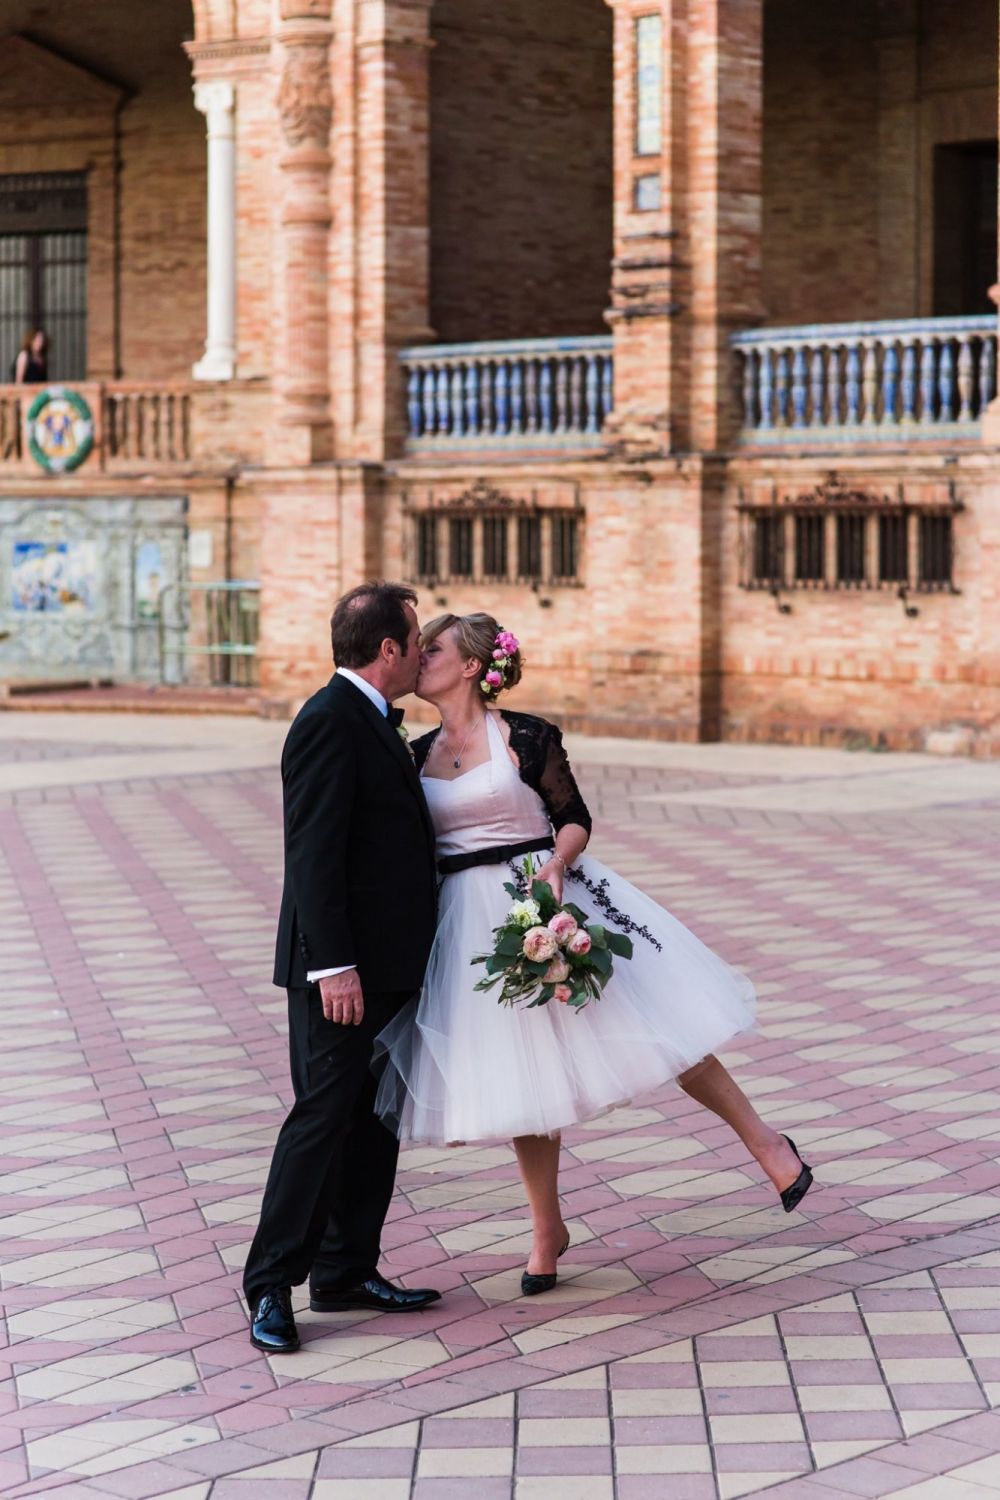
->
[[733, 316, 998, 444], [400, 335, 614, 449]]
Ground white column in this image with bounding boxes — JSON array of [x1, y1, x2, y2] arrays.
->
[[193, 80, 237, 381]]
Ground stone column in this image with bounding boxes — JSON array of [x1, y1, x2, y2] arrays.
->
[[272, 0, 334, 463], [192, 80, 237, 382], [603, 0, 762, 455]]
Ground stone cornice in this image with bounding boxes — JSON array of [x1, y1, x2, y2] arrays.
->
[[183, 37, 271, 73]]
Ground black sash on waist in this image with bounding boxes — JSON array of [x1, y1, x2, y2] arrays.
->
[[437, 835, 552, 876]]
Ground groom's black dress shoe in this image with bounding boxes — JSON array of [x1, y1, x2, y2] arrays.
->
[[309, 1273, 441, 1314], [250, 1287, 300, 1353]]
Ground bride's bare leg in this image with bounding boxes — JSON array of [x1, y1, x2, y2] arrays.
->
[[513, 1133, 567, 1275], [677, 1055, 802, 1193]]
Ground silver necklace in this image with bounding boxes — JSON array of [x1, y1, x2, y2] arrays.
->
[[441, 714, 485, 769]]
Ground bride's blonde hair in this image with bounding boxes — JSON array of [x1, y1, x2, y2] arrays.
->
[[421, 612, 523, 701]]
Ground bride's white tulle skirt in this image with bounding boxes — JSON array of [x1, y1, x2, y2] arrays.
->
[[373, 854, 757, 1145]]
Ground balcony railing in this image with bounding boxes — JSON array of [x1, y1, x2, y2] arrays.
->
[[733, 316, 997, 445], [104, 385, 191, 465], [0, 380, 269, 474], [400, 335, 614, 450]]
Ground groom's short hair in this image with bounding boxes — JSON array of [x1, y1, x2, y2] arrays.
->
[[331, 581, 418, 668]]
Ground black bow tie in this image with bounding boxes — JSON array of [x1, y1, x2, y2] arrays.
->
[[387, 706, 405, 729]]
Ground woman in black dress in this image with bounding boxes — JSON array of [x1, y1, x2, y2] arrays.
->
[[12, 329, 48, 384]]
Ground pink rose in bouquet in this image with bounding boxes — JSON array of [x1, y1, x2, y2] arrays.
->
[[547, 911, 578, 944], [522, 927, 558, 963], [472, 855, 634, 1012]]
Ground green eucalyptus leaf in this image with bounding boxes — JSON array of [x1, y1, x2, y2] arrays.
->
[[529, 878, 557, 917], [589, 947, 612, 976], [605, 931, 633, 959]]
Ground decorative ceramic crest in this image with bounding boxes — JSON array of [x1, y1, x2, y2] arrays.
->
[[26, 387, 95, 474]]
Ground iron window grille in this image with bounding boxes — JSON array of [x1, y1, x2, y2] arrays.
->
[[482, 516, 509, 580], [448, 518, 474, 579], [751, 511, 783, 589], [794, 513, 826, 585], [416, 514, 439, 581], [739, 487, 961, 597], [409, 507, 583, 588], [918, 513, 954, 590], [550, 515, 579, 581], [517, 516, 543, 582], [878, 513, 908, 584], [836, 513, 867, 587]]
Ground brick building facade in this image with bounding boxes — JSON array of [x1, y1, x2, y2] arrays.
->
[[1, 0, 998, 752]]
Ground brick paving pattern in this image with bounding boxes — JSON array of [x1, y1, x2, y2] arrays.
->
[[0, 715, 999, 1499]]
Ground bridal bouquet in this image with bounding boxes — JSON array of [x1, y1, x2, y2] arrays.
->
[[472, 856, 633, 1010]]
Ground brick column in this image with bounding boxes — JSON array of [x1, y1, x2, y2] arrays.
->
[[604, 0, 762, 455], [686, 0, 763, 452], [272, 0, 334, 463], [331, 0, 433, 461], [875, 0, 920, 318], [981, 21, 1000, 446]]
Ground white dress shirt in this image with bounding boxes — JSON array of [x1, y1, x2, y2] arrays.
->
[[306, 669, 390, 984]]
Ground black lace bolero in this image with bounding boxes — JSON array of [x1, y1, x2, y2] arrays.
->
[[411, 710, 592, 836]]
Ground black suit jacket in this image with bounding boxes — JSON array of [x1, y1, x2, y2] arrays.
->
[[272, 673, 438, 992]]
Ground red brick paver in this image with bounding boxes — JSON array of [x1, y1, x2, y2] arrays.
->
[[1, 720, 999, 1499]]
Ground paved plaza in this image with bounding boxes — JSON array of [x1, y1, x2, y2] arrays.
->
[[1, 711, 1000, 1500]]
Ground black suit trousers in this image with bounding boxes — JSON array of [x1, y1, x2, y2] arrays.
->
[[242, 984, 411, 1309]]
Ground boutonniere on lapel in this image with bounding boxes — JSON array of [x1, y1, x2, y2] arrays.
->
[[397, 723, 416, 763]]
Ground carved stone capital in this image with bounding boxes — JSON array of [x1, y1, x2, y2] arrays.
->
[[193, 78, 236, 122], [277, 44, 332, 148]]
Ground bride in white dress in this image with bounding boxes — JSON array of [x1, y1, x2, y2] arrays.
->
[[375, 612, 814, 1294]]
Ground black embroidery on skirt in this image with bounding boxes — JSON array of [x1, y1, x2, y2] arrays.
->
[[566, 868, 663, 953], [508, 859, 663, 953]]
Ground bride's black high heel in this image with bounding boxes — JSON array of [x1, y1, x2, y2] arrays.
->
[[521, 1233, 570, 1296], [779, 1135, 814, 1214]]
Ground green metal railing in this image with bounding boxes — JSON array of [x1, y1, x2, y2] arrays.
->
[[157, 580, 260, 687]]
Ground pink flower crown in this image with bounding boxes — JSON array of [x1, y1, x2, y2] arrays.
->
[[480, 628, 520, 697]]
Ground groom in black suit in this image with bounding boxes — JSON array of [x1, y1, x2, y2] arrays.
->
[[244, 582, 439, 1353]]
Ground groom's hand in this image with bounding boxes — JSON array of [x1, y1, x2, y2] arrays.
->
[[319, 970, 365, 1026]]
